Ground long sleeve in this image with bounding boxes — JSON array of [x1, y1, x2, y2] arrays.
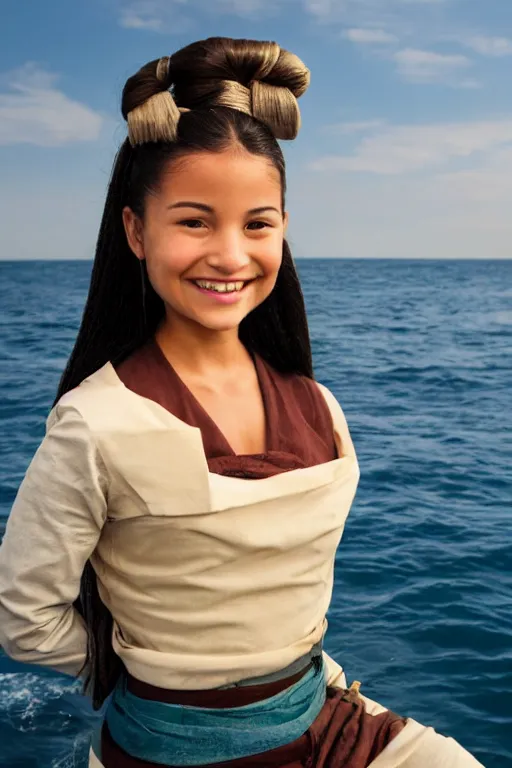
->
[[0, 403, 108, 678]]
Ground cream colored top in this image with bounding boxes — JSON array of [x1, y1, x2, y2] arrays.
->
[[0, 362, 359, 689], [1, 363, 484, 767]]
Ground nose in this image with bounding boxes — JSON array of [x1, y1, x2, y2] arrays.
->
[[204, 229, 251, 275]]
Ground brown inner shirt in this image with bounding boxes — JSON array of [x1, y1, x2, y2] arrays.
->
[[116, 338, 338, 475]]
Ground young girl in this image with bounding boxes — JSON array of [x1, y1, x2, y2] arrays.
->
[[0, 37, 482, 768]]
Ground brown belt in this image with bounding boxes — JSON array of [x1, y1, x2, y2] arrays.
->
[[126, 662, 313, 709]]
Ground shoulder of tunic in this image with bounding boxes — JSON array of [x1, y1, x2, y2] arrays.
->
[[314, 382, 357, 459], [55, 363, 120, 417], [53, 362, 183, 436]]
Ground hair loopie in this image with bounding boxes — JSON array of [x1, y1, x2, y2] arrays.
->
[[123, 38, 310, 145], [215, 80, 252, 114], [125, 57, 180, 146], [127, 92, 181, 145], [251, 41, 281, 80], [156, 56, 171, 83], [250, 80, 301, 140]]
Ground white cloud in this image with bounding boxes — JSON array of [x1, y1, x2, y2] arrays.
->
[[120, 11, 163, 30], [118, 0, 195, 32], [393, 48, 472, 84], [456, 78, 482, 90], [116, 0, 449, 31], [344, 28, 398, 44], [324, 119, 387, 134], [304, 0, 449, 23], [463, 36, 512, 57], [310, 120, 512, 174], [288, 143, 512, 259], [303, 0, 339, 18], [218, 0, 271, 12], [0, 63, 103, 146], [118, 0, 272, 30]]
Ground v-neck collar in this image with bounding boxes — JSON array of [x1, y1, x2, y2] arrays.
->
[[148, 337, 271, 459]]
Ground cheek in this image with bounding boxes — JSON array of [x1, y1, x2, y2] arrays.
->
[[144, 229, 198, 276], [253, 239, 283, 301], [258, 233, 283, 274]]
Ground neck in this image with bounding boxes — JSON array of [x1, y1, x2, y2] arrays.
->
[[155, 315, 250, 378]]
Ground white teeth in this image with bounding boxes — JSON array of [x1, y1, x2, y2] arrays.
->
[[195, 280, 245, 293]]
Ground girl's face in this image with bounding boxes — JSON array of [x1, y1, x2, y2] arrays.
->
[[123, 147, 288, 334]]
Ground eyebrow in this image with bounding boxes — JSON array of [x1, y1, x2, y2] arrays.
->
[[167, 202, 281, 215]]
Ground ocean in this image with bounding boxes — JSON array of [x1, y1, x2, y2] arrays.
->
[[0, 258, 510, 767]]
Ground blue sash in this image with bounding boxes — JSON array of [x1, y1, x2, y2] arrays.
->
[[100, 658, 326, 766]]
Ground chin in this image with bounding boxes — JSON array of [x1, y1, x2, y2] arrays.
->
[[190, 310, 249, 333]]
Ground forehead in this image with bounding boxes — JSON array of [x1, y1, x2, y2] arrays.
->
[[159, 148, 281, 202]]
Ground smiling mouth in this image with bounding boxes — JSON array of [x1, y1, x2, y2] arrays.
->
[[190, 278, 256, 294]]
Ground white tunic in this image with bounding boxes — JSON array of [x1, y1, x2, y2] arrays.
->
[[0, 362, 483, 766]]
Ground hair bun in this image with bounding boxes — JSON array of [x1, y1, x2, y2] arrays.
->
[[122, 38, 310, 145], [253, 47, 310, 99], [122, 57, 182, 146], [246, 46, 310, 139], [170, 38, 310, 140]]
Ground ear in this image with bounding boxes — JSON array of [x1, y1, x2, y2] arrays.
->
[[122, 207, 145, 261], [283, 210, 289, 236]]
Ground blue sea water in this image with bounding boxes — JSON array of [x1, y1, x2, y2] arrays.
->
[[0, 258, 510, 768]]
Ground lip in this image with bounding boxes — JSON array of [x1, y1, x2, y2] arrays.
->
[[187, 277, 258, 283], [188, 278, 255, 305]]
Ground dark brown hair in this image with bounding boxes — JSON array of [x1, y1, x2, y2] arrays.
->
[[55, 36, 313, 710]]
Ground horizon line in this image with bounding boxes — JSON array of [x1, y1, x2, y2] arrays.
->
[[1, 257, 511, 264]]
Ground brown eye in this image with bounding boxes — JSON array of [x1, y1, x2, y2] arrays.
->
[[246, 221, 270, 230], [179, 219, 205, 228]]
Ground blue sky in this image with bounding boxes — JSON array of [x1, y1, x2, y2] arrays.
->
[[1, 0, 512, 259]]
